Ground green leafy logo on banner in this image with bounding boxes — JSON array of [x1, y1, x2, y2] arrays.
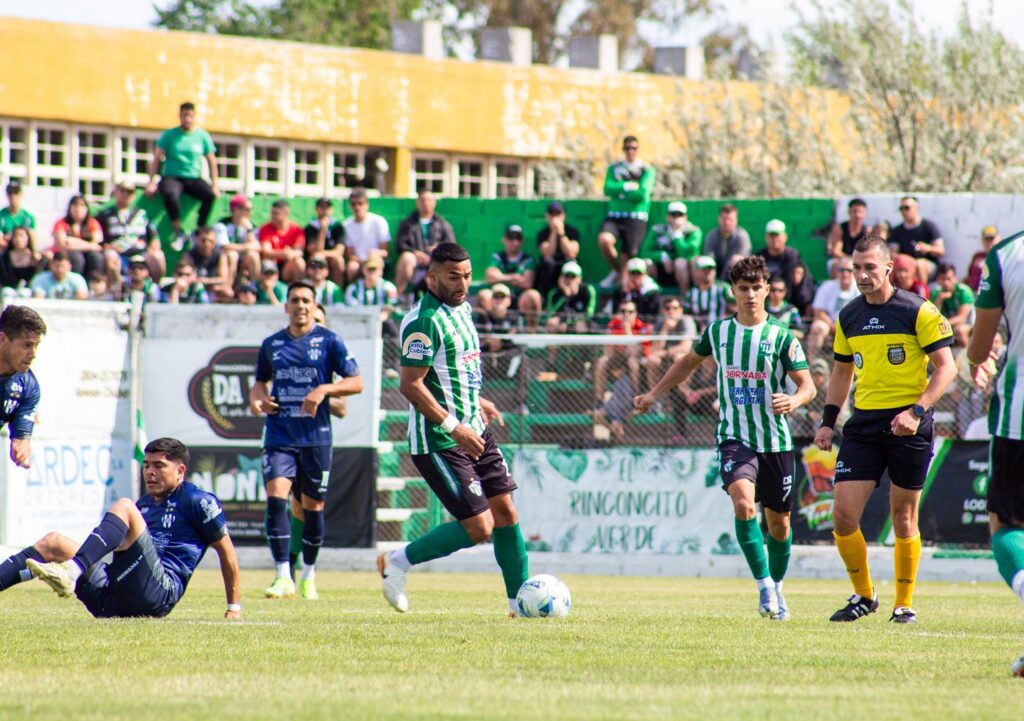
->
[[546, 450, 587, 483], [972, 473, 989, 497]]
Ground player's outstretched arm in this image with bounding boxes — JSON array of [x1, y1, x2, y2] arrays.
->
[[210, 534, 242, 620], [634, 351, 706, 414]]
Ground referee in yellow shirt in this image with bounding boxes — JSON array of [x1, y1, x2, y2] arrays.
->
[[813, 236, 956, 624]]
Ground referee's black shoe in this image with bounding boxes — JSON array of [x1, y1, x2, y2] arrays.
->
[[829, 592, 879, 622]]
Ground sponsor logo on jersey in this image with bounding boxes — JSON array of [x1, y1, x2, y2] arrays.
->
[[10, 381, 22, 394], [853, 352, 864, 369], [759, 340, 774, 354], [308, 348, 321, 361], [862, 317, 886, 330], [887, 344, 906, 365], [725, 368, 768, 380], [402, 332, 433, 361], [199, 497, 223, 523], [789, 340, 806, 363], [3, 399, 17, 415]]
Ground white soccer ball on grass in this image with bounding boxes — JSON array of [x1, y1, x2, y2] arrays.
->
[[516, 574, 571, 618]]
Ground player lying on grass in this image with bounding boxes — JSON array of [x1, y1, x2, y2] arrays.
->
[[635, 255, 814, 620], [0, 438, 242, 619]]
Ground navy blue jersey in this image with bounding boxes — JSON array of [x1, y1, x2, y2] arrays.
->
[[136, 481, 228, 591], [0, 370, 40, 438], [255, 325, 360, 448]]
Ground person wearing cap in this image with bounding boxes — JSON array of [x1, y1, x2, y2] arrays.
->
[[343, 188, 391, 283], [889, 196, 944, 282], [702, 203, 751, 277], [0, 180, 36, 248], [305, 252, 344, 306], [344, 252, 398, 310], [256, 261, 288, 306], [966, 226, 1000, 292], [611, 257, 662, 320], [258, 200, 306, 282], [236, 282, 258, 306], [544, 260, 596, 335], [639, 201, 702, 292], [473, 282, 522, 354], [145, 101, 219, 249], [187, 226, 232, 301], [395, 189, 456, 299], [119, 255, 162, 303], [213, 194, 261, 287], [485, 225, 543, 330], [96, 181, 165, 280], [890, 253, 929, 298], [598, 135, 656, 287], [304, 197, 347, 286], [756, 219, 815, 314], [682, 256, 735, 330], [535, 201, 581, 301]]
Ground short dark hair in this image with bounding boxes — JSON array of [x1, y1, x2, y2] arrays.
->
[[769, 275, 788, 290], [623, 135, 638, 147], [179, 102, 195, 113], [349, 188, 368, 203], [144, 437, 190, 467], [174, 259, 196, 272], [430, 242, 469, 266], [51, 250, 72, 264], [271, 200, 289, 211], [936, 262, 957, 277], [853, 234, 891, 258], [0, 305, 47, 339], [728, 256, 769, 285], [719, 203, 738, 216], [195, 225, 214, 238], [900, 195, 918, 204], [87, 270, 106, 283], [848, 197, 867, 209], [287, 279, 316, 301]]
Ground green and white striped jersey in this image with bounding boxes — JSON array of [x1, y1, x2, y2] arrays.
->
[[976, 230, 1024, 439], [693, 316, 808, 452], [344, 278, 397, 307], [683, 281, 735, 326], [400, 291, 486, 454]]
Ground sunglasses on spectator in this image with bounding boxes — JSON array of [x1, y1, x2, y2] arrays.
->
[[493, 292, 509, 299], [622, 307, 637, 314], [506, 235, 523, 241], [837, 267, 854, 273], [350, 200, 367, 206], [899, 205, 912, 211], [668, 211, 685, 217], [309, 261, 327, 269], [624, 145, 639, 150]]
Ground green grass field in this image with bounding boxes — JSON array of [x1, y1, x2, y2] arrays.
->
[[1, 571, 1022, 720]]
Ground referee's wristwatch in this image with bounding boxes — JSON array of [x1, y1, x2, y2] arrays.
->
[[911, 404, 927, 419]]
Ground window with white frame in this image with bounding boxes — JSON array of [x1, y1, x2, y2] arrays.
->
[[494, 160, 523, 198], [75, 128, 112, 202], [329, 148, 365, 194], [214, 137, 244, 193], [0, 121, 28, 180], [251, 141, 284, 195], [455, 158, 485, 197], [34, 125, 69, 187], [117, 132, 156, 182], [291, 145, 321, 195], [412, 155, 447, 195]]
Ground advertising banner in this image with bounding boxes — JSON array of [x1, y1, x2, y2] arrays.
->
[[918, 439, 990, 546]]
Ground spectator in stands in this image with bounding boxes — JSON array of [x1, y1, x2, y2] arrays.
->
[[306, 253, 344, 306], [258, 200, 305, 282], [534, 201, 581, 302], [702, 203, 751, 276], [0, 180, 36, 248], [805, 256, 858, 360], [757, 218, 805, 290], [0, 226, 40, 292], [118, 255, 161, 304], [256, 261, 287, 305], [97, 181, 165, 282], [213, 195, 261, 287], [544, 261, 596, 334], [593, 301, 651, 411], [344, 252, 398, 309], [30, 250, 87, 300], [612, 257, 662, 320], [304, 197, 347, 287], [889, 195, 944, 281], [343, 188, 390, 283], [639, 201, 702, 292], [646, 297, 697, 391], [826, 197, 868, 272], [474, 283, 522, 353], [931, 262, 975, 347], [765, 277, 804, 338], [394, 189, 455, 300], [236, 282, 258, 306], [869, 219, 890, 242], [145, 101, 219, 248], [966, 225, 999, 292], [594, 353, 634, 443], [682, 255, 735, 330], [188, 226, 232, 301], [87, 271, 116, 301], [484, 224, 543, 331], [52, 194, 107, 280], [597, 135, 656, 287], [161, 260, 209, 304], [890, 253, 929, 298]]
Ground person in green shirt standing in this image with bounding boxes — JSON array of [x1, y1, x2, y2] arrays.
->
[[597, 135, 656, 288], [145, 102, 219, 249], [0, 180, 36, 248], [639, 201, 703, 292], [930, 262, 975, 347]]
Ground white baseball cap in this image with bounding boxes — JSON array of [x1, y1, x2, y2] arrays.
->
[[667, 201, 688, 215], [625, 257, 648, 274], [765, 219, 786, 234]]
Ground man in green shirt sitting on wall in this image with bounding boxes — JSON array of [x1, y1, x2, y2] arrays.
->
[[597, 135, 656, 289], [930, 261, 975, 348], [639, 201, 703, 292]]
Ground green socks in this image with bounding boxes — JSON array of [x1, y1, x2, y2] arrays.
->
[[405, 521, 475, 565], [735, 516, 769, 580], [492, 523, 530, 599], [289, 515, 305, 558], [767, 531, 792, 583], [992, 527, 1024, 589]]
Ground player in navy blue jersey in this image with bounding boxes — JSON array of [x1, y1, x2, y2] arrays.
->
[[0, 438, 242, 619], [250, 280, 363, 600], [0, 304, 46, 468]]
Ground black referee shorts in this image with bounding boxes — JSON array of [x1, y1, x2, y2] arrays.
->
[[988, 435, 1024, 526], [834, 407, 934, 490]]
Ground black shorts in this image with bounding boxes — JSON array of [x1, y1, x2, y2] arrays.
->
[[834, 407, 934, 490], [412, 431, 517, 521], [988, 435, 1024, 526], [263, 445, 333, 501], [718, 440, 795, 513], [600, 217, 648, 258], [652, 263, 678, 288], [76, 531, 183, 618]]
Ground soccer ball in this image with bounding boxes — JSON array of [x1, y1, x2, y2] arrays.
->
[[515, 574, 571, 618]]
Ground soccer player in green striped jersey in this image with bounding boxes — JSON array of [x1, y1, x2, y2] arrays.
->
[[636, 256, 814, 619], [377, 242, 529, 617], [967, 229, 1024, 676]]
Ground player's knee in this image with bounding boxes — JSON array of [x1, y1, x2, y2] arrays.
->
[[36, 532, 64, 557], [731, 497, 757, 520], [467, 523, 493, 545], [767, 516, 790, 540]]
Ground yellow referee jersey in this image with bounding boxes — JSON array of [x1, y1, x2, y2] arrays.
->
[[833, 289, 953, 410]]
